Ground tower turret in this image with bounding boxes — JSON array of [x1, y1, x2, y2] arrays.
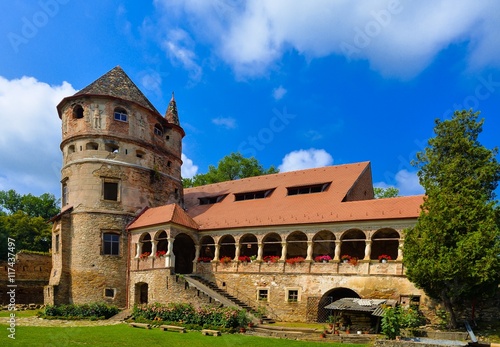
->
[[45, 66, 184, 306]]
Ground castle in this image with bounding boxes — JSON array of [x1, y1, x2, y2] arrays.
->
[[44, 66, 426, 324]]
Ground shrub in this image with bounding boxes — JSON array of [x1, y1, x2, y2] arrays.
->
[[42, 303, 119, 320]]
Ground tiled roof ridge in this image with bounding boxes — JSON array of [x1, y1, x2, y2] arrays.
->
[[74, 66, 160, 114], [185, 161, 371, 191]]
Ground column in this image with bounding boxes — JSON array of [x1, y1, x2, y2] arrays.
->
[[334, 240, 341, 261], [364, 240, 372, 260], [257, 242, 263, 261], [193, 244, 200, 272], [165, 237, 174, 267], [280, 241, 287, 261], [234, 243, 241, 261], [306, 241, 313, 261], [135, 242, 141, 259], [151, 240, 157, 258], [397, 239, 404, 260], [214, 244, 220, 261]]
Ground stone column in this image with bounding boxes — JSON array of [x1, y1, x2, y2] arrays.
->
[[364, 240, 372, 260], [280, 241, 287, 261], [397, 239, 404, 260], [334, 240, 341, 260], [151, 241, 158, 258], [135, 242, 141, 259], [306, 241, 313, 261], [165, 237, 175, 267], [214, 244, 220, 261], [234, 243, 241, 261], [257, 242, 263, 261], [193, 244, 200, 272]]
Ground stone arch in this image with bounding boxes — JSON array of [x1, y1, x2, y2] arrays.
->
[[371, 228, 400, 261], [155, 230, 168, 256], [85, 141, 99, 150], [199, 235, 215, 260], [286, 231, 308, 258], [262, 232, 282, 257], [317, 287, 360, 323], [239, 234, 258, 257], [219, 234, 236, 260], [173, 233, 195, 274], [313, 230, 336, 259], [134, 282, 148, 305], [140, 233, 152, 255], [340, 229, 366, 260]]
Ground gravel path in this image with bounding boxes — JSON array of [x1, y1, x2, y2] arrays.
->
[[1, 316, 123, 327]]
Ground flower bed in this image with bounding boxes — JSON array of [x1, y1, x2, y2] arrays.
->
[[314, 255, 332, 262]]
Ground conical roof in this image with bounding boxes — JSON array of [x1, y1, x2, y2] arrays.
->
[[164, 92, 180, 125], [74, 66, 159, 114]]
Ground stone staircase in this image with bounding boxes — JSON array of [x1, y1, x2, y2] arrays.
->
[[186, 275, 275, 324], [108, 308, 132, 322]]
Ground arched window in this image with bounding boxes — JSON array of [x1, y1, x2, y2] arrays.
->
[[86, 142, 98, 150], [73, 105, 84, 119], [155, 231, 168, 257], [68, 145, 75, 154], [154, 124, 163, 136], [286, 231, 308, 259], [105, 143, 119, 153], [140, 233, 152, 255], [114, 107, 128, 122], [340, 229, 366, 260], [371, 228, 400, 261]]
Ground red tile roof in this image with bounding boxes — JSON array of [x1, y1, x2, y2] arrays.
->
[[129, 162, 423, 231]]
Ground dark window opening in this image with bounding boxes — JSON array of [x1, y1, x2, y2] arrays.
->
[[288, 290, 299, 302], [68, 145, 75, 154], [105, 143, 119, 153], [287, 182, 331, 196], [103, 182, 118, 201], [167, 161, 171, 167], [136, 150, 145, 158], [103, 233, 120, 255], [62, 182, 68, 206], [86, 142, 99, 150], [199, 195, 227, 205], [55, 234, 60, 253], [105, 288, 115, 298], [114, 108, 128, 122], [234, 189, 274, 201], [154, 124, 163, 136], [73, 105, 84, 119], [258, 289, 268, 301]]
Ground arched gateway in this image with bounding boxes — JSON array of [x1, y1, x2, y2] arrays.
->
[[317, 287, 360, 322]]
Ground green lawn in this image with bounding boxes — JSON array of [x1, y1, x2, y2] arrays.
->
[[0, 323, 370, 347], [0, 309, 39, 318]]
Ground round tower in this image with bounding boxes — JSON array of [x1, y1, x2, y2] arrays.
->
[[46, 66, 184, 306]]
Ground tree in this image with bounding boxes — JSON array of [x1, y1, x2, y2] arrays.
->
[[0, 189, 59, 220], [403, 110, 500, 328], [183, 152, 279, 187], [374, 187, 399, 198]]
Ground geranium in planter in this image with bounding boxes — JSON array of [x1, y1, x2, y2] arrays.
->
[[340, 255, 351, 263], [378, 254, 392, 263], [197, 257, 212, 263], [263, 255, 280, 263], [314, 255, 332, 263], [220, 256, 232, 264], [286, 256, 305, 265], [238, 255, 251, 263], [139, 252, 150, 260], [155, 250, 166, 258]]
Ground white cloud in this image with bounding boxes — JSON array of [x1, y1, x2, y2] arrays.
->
[[181, 153, 198, 178], [272, 85, 287, 100], [374, 169, 424, 196], [0, 76, 77, 197], [161, 28, 202, 81], [154, 0, 500, 78], [279, 148, 333, 172], [212, 116, 237, 129]]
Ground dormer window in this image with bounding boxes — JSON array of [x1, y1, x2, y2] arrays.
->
[[199, 194, 227, 205], [234, 189, 274, 201], [113, 108, 128, 122], [287, 182, 331, 196], [154, 124, 163, 136]]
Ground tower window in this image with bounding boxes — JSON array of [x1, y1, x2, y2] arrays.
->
[[55, 234, 60, 253], [102, 233, 120, 255], [73, 105, 84, 119], [113, 108, 128, 122], [103, 181, 119, 201], [68, 145, 75, 154], [105, 143, 119, 153], [86, 142, 99, 150], [62, 181, 68, 206], [154, 124, 163, 136]]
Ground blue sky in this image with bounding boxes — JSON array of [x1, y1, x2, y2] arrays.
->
[[1, 1, 500, 200]]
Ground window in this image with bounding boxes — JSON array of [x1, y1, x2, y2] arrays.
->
[[234, 189, 274, 201], [105, 143, 119, 153], [68, 145, 75, 154], [287, 289, 299, 302], [103, 181, 119, 201], [104, 288, 115, 298], [113, 108, 128, 122], [55, 234, 60, 253], [62, 181, 68, 206], [199, 195, 227, 205], [86, 142, 98, 150], [73, 105, 84, 119], [103, 233, 120, 255], [258, 289, 269, 301], [287, 182, 331, 196], [136, 150, 145, 158], [154, 124, 163, 136]]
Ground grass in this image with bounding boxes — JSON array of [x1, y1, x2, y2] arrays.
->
[[0, 323, 370, 347], [0, 309, 39, 318]]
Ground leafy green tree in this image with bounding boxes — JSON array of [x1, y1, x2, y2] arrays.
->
[[183, 152, 279, 187], [403, 110, 500, 328], [0, 189, 59, 220], [374, 187, 399, 198]]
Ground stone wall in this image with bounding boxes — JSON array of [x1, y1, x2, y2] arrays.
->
[[0, 252, 51, 305]]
